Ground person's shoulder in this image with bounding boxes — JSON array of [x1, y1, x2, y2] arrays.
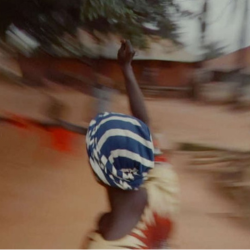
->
[[97, 192, 148, 241], [97, 212, 122, 241], [97, 212, 110, 234]]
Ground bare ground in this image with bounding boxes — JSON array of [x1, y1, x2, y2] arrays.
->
[[0, 85, 250, 248]]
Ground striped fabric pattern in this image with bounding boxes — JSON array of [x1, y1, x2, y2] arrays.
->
[[86, 112, 154, 190]]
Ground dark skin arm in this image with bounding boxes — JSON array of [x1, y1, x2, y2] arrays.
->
[[118, 40, 150, 126]]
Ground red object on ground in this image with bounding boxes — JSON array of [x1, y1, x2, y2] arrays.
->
[[2, 111, 77, 153], [4, 112, 30, 129], [154, 154, 168, 163], [48, 128, 76, 153], [2, 113, 36, 140]]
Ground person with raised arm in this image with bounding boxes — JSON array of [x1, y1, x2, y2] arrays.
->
[[85, 40, 179, 249]]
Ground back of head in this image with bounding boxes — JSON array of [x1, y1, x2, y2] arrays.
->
[[86, 112, 154, 190]]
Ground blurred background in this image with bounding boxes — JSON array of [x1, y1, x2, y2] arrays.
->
[[0, 0, 250, 248]]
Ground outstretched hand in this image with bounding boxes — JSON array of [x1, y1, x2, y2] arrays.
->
[[117, 40, 150, 125], [118, 40, 135, 67]]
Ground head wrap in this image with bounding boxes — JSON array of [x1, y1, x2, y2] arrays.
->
[[86, 112, 154, 190]]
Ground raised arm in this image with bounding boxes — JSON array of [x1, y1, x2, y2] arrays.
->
[[118, 40, 150, 126]]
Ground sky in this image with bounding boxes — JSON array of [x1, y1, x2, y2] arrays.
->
[[176, 0, 250, 55]]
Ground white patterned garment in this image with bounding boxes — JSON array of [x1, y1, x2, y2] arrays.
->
[[86, 112, 155, 190]]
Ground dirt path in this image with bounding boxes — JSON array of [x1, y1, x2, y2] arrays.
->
[[0, 126, 107, 248], [0, 85, 250, 248], [111, 95, 250, 152], [172, 153, 250, 249], [1, 82, 250, 151], [0, 126, 249, 249]]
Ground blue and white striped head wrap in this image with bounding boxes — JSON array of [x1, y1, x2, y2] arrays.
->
[[86, 112, 154, 190]]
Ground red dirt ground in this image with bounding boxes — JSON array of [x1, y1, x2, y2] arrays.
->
[[0, 84, 250, 248]]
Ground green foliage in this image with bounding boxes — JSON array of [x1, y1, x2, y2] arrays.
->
[[81, 0, 182, 49], [0, 0, 185, 54], [0, 0, 81, 55]]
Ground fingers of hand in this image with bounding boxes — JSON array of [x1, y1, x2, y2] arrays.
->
[[126, 40, 133, 51], [120, 41, 126, 51], [119, 39, 135, 61], [118, 41, 125, 58], [124, 40, 135, 56]]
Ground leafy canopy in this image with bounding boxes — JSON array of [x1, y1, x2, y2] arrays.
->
[[81, 0, 182, 48]]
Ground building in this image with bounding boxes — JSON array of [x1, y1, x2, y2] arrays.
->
[[205, 46, 250, 74], [11, 30, 200, 90], [199, 46, 250, 104], [78, 31, 200, 88]]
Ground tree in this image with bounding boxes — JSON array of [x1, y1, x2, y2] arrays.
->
[[0, 0, 82, 55], [203, 42, 227, 60], [81, 0, 182, 49], [0, 0, 191, 55], [231, 0, 249, 106], [236, 0, 249, 70]]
